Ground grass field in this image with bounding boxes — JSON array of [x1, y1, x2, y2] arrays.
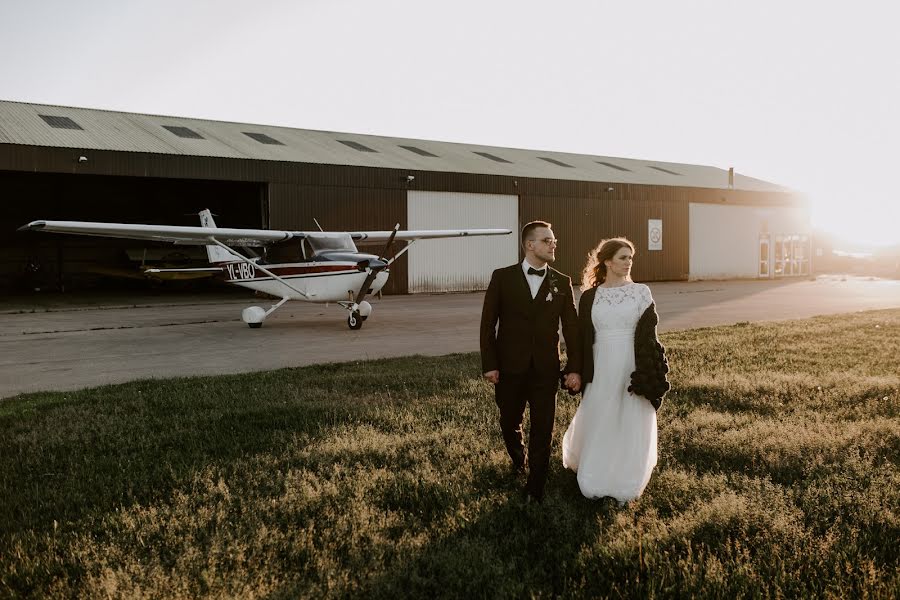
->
[[1, 309, 898, 598]]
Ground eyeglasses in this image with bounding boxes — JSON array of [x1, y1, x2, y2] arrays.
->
[[533, 237, 558, 246]]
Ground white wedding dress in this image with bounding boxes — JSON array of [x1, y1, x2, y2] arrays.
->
[[562, 282, 658, 501]]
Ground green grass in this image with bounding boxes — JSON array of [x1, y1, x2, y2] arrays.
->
[[1, 309, 899, 599]]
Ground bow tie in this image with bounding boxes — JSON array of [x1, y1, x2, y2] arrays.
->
[[527, 267, 546, 277]]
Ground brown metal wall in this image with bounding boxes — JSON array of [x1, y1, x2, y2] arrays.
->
[[0, 144, 802, 206], [1, 143, 804, 291], [267, 183, 409, 294], [673, 186, 801, 206], [520, 183, 690, 284]]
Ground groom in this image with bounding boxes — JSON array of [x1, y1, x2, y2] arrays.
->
[[480, 220, 582, 502]]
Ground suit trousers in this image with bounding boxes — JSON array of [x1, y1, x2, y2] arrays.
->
[[495, 362, 558, 499]]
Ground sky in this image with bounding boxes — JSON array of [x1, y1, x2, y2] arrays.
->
[[1, 0, 898, 248]]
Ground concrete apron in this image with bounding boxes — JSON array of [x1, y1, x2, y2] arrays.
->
[[2, 276, 898, 398]]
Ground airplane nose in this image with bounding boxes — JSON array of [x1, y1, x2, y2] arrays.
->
[[358, 258, 388, 272]]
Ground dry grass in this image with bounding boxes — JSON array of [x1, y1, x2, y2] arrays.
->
[[1, 309, 898, 598]]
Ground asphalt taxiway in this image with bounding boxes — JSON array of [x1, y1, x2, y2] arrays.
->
[[2, 275, 897, 398]]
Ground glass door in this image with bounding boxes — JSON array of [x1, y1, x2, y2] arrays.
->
[[774, 235, 784, 276], [759, 235, 770, 277]]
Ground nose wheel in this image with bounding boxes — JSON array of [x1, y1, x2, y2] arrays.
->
[[347, 311, 363, 330]]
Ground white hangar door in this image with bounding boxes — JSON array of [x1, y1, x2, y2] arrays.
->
[[407, 191, 518, 293], [689, 203, 810, 279]]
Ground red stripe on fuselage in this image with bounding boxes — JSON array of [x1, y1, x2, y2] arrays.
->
[[266, 264, 356, 276]]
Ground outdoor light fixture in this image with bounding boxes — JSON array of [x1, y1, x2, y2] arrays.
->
[[78, 156, 88, 163]]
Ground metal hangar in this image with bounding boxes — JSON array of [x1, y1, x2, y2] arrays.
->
[[0, 100, 809, 295]]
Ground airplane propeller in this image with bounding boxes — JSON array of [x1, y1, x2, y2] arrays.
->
[[347, 223, 400, 330]]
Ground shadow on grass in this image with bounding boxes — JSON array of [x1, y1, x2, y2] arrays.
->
[[0, 354, 481, 541], [287, 462, 618, 599]]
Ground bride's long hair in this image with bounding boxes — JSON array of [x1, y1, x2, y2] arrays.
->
[[581, 237, 635, 290]]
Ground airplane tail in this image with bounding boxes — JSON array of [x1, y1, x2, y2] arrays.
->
[[199, 209, 235, 265]]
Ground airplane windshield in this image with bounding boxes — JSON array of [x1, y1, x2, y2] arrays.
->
[[306, 233, 358, 254]]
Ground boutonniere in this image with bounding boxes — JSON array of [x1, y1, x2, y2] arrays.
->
[[547, 275, 559, 301], [547, 274, 559, 299]]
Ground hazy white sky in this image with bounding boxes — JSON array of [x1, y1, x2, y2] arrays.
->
[[1, 0, 898, 246]]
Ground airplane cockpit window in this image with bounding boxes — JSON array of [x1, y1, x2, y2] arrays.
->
[[306, 233, 358, 255]]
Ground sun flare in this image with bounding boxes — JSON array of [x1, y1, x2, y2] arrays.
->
[[810, 193, 899, 248]]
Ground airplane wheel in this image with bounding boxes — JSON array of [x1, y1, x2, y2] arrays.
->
[[248, 322, 262, 329], [348, 311, 363, 330]]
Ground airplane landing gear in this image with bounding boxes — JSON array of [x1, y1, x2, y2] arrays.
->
[[242, 306, 267, 328], [341, 300, 372, 330], [241, 297, 290, 328]]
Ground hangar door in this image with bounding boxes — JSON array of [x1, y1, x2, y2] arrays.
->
[[689, 203, 810, 279], [407, 191, 518, 293]]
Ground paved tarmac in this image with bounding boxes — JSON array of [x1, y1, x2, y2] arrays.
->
[[2, 275, 898, 398]]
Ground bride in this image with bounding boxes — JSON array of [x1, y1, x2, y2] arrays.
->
[[562, 238, 670, 502]]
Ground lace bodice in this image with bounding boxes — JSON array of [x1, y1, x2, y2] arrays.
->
[[591, 282, 653, 333]]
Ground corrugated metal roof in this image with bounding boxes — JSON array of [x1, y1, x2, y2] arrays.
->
[[0, 100, 789, 192]]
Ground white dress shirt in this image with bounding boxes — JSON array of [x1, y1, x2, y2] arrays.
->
[[521, 259, 547, 299]]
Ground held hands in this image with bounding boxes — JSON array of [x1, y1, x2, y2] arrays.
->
[[564, 372, 582, 393], [484, 370, 580, 391], [558, 371, 581, 396]]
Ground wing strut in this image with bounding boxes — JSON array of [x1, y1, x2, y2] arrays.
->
[[387, 239, 417, 265]]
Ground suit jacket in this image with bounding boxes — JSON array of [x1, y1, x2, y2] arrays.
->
[[577, 286, 670, 409], [480, 264, 582, 377]]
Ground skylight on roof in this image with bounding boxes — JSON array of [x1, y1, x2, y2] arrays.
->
[[538, 157, 574, 168], [163, 125, 204, 139], [473, 151, 512, 164], [39, 115, 83, 130], [339, 140, 377, 152], [243, 132, 284, 146], [596, 161, 631, 172], [399, 145, 439, 157], [648, 165, 682, 175]]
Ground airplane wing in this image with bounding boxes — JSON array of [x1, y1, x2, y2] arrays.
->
[[351, 229, 511, 242], [19, 220, 512, 246], [18, 220, 297, 246]]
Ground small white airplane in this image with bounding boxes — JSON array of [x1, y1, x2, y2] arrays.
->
[[19, 210, 511, 329]]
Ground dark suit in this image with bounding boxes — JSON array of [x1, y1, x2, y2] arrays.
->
[[480, 263, 582, 499]]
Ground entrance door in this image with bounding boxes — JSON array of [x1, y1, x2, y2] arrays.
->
[[759, 235, 770, 277], [774, 235, 786, 276]]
